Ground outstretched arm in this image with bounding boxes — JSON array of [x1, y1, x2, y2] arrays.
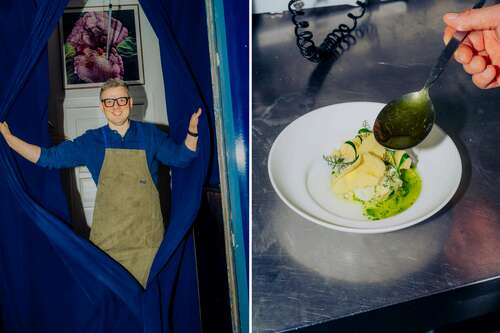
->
[[184, 108, 202, 152], [0, 122, 41, 163]]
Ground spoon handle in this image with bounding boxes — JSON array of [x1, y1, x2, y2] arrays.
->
[[423, 0, 487, 89]]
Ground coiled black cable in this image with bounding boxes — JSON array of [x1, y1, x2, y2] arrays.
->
[[288, 0, 369, 63]]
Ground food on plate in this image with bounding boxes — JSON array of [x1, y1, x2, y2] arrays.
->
[[323, 124, 421, 220]]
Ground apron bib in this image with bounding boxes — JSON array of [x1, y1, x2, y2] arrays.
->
[[89, 128, 164, 288]]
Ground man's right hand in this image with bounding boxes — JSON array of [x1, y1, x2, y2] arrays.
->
[[0, 122, 41, 163], [0, 122, 12, 139], [443, 4, 500, 89]]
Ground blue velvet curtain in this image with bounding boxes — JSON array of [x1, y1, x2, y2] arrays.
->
[[0, 0, 212, 332], [139, 0, 212, 331]]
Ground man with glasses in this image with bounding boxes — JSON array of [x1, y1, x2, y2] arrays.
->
[[0, 78, 201, 288]]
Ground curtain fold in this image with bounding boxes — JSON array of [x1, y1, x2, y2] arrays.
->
[[139, 0, 212, 331], [0, 0, 213, 332], [138, 0, 211, 281]]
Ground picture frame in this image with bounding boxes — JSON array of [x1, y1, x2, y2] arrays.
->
[[59, 5, 145, 89]]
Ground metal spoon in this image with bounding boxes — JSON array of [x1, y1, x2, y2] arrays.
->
[[373, 0, 486, 150]]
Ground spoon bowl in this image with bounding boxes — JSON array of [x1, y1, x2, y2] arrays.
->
[[373, 88, 435, 150]]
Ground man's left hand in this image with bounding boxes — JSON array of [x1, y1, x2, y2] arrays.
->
[[189, 108, 202, 134]]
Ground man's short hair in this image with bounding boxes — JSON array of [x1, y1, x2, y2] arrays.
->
[[100, 79, 129, 98]]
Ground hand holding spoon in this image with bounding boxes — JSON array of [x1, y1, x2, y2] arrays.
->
[[373, 0, 486, 150]]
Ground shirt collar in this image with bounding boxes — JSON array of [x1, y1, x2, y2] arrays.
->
[[105, 119, 137, 139]]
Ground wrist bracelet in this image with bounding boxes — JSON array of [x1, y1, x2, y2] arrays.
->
[[188, 129, 198, 137]]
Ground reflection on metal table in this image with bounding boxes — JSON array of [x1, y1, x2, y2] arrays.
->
[[252, 0, 500, 332]]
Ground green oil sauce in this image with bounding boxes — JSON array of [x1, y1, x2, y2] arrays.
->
[[363, 168, 422, 220], [376, 89, 434, 149]]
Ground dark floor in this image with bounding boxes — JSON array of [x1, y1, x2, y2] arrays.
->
[[434, 310, 500, 333]]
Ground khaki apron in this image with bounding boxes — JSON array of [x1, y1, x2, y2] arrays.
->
[[89, 128, 164, 288]]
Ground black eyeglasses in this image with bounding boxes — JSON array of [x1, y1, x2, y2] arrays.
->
[[101, 96, 130, 107]]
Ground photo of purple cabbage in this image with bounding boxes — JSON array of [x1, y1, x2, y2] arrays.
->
[[73, 47, 124, 83], [67, 12, 128, 54], [62, 8, 141, 87]]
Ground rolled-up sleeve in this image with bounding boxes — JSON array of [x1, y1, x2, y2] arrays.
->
[[152, 126, 197, 168], [36, 135, 88, 169]]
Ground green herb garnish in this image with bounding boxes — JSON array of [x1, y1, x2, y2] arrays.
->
[[323, 153, 359, 176]]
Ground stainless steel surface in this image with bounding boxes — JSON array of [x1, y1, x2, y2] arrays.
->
[[252, 1, 500, 332]]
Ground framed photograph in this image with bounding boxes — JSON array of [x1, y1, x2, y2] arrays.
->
[[60, 5, 145, 89]]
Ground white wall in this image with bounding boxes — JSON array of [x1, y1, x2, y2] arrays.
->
[[252, 0, 357, 14]]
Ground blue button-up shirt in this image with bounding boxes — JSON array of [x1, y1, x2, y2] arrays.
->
[[37, 120, 197, 185]]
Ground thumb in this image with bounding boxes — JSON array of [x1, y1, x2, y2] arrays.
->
[[444, 5, 500, 32]]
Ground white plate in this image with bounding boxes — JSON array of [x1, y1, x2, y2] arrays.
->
[[268, 102, 462, 233]]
